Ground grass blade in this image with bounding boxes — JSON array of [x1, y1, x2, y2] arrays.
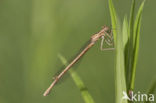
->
[[122, 16, 129, 48], [129, 0, 136, 34], [148, 79, 156, 96], [125, 0, 136, 91], [144, 79, 156, 103], [108, 0, 117, 44], [109, 0, 128, 103], [122, 17, 130, 88], [130, 0, 145, 90], [133, 0, 145, 45], [58, 54, 95, 103], [116, 21, 128, 103]]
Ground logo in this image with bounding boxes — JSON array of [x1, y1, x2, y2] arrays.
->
[[122, 91, 155, 102]]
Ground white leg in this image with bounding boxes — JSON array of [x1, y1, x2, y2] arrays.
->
[[105, 38, 113, 46], [100, 36, 115, 51], [104, 31, 112, 39]]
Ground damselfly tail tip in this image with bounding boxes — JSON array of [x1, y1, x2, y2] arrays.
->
[[43, 90, 49, 96], [43, 93, 47, 96]]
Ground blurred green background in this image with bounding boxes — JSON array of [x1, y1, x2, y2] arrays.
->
[[0, 0, 155, 103]]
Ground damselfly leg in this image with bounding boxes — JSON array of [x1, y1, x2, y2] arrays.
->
[[100, 30, 114, 51]]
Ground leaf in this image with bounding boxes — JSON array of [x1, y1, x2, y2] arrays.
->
[[122, 16, 130, 88], [108, 0, 117, 44], [58, 54, 95, 103], [129, 0, 136, 35], [148, 79, 156, 95], [122, 16, 129, 48], [125, 0, 136, 91], [116, 20, 128, 103], [109, 0, 128, 103], [130, 0, 145, 90], [144, 79, 156, 103], [133, 0, 145, 46]]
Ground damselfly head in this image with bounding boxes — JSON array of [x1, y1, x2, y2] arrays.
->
[[91, 26, 112, 43]]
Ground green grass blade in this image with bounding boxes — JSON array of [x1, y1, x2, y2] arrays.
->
[[108, 0, 117, 44], [125, 0, 136, 91], [130, 1, 145, 90], [122, 16, 129, 48], [122, 17, 130, 88], [122, 16, 130, 88], [58, 54, 95, 103], [144, 79, 156, 103], [109, 0, 128, 103], [148, 79, 156, 96], [115, 21, 128, 103], [133, 0, 145, 46], [129, 0, 136, 54], [129, 0, 136, 34]]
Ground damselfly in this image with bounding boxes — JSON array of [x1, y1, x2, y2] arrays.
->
[[43, 25, 114, 96]]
